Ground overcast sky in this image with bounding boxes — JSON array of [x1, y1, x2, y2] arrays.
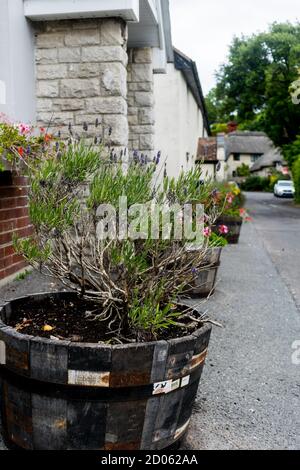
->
[[169, 0, 300, 95]]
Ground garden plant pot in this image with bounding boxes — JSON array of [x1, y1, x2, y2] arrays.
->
[[184, 247, 222, 297], [189, 264, 220, 297], [0, 292, 211, 450], [214, 215, 243, 244]]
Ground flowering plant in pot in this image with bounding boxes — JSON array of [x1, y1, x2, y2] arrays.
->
[[0, 130, 220, 450], [211, 183, 247, 244], [0, 114, 52, 172]]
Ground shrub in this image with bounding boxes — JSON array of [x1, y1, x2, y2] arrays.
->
[[292, 157, 300, 203], [12, 129, 222, 343], [236, 163, 250, 177], [241, 176, 270, 192]]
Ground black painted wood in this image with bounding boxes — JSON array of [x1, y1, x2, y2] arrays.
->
[[0, 293, 212, 450]]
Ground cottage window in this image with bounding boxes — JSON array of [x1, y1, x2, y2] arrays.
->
[[233, 154, 240, 161]]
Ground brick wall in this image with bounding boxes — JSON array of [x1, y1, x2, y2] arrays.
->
[[35, 19, 128, 149], [127, 48, 155, 156], [0, 171, 32, 281]]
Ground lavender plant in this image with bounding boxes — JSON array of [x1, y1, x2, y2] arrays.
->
[[13, 123, 222, 342]]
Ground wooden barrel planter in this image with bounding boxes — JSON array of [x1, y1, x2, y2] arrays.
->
[[185, 248, 222, 297], [214, 215, 243, 244], [0, 292, 211, 450]]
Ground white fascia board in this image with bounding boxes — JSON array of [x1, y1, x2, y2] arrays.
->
[[152, 0, 167, 73], [24, 0, 140, 22], [152, 47, 167, 74]]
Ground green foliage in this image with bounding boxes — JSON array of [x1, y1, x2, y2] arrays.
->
[[283, 134, 300, 167], [236, 163, 250, 177], [12, 134, 223, 341], [209, 232, 228, 247], [0, 121, 45, 170], [212, 22, 300, 148], [88, 161, 155, 209], [240, 176, 271, 192], [128, 288, 181, 340], [13, 236, 52, 264], [15, 270, 31, 281], [210, 123, 229, 136], [292, 157, 300, 203]]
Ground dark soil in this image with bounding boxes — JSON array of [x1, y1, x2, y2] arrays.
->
[[4, 295, 201, 344]]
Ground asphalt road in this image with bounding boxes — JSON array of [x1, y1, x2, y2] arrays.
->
[[185, 192, 300, 450], [245, 192, 300, 309], [0, 192, 299, 450]]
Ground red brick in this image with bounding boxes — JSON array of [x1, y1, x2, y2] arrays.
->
[[0, 197, 28, 210], [0, 207, 29, 221], [0, 255, 13, 270], [0, 260, 27, 280], [0, 187, 28, 198], [0, 245, 15, 259], [0, 225, 33, 245], [11, 175, 29, 186]]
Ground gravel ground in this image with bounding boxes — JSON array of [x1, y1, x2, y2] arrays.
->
[[1, 194, 300, 450]]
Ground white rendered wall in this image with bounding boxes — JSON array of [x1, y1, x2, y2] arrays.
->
[[0, 0, 36, 123], [226, 154, 254, 179], [154, 63, 206, 179]]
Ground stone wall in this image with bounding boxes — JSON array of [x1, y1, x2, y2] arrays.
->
[[127, 48, 155, 156], [35, 19, 128, 148]]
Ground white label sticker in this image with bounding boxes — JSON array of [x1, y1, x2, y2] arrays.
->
[[68, 370, 110, 387], [153, 380, 172, 395], [181, 375, 190, 388], [153, 378, 181, 395], [0, 340, 6, 365]]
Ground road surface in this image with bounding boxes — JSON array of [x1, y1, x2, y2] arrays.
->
[[185, 192, 300, 450]]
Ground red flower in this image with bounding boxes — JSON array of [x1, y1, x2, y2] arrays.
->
[[44, 134, 52, 143], [17, 147, 24, 156], [40, 127, 46, 134]]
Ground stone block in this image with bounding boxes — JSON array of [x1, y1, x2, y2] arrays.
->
[[37, 112, 74, 127], [133, 48, 152, 64], [53, 98, 85, 111], [58, 47, 81, 63], [36, 64, 68, 80], [82, 46, 127, 65], [85, 97, 127, 115], [135, 92, 154, 107], [36, 33, 65, 49], [103, 115, 128, 146], [138, 108, 155, 125], [65, 30, 100, 46], [35, 48, 58, 64], [100, 63, 127, 98], [36, 98, 54, 112], [36, 80, 59, 98], [60, 78, 99, 98], [131, 64, 153, 83], [140, 134, 155, 151], [68, 63, 99, 78], [100, 19, 125, 46]]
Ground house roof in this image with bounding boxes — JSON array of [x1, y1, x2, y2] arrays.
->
[[173, 48, 211, 136], [251, 147, 286, 172], [196, 137, 218, 163], [225, 131, 273, 160]]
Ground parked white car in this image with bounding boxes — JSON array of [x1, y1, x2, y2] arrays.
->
[[274, 180, 295, 198]]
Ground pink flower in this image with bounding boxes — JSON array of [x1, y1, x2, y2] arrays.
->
[[203, 227, 212, 238], [219, 225, 229, 235], [18, 123, 31, 135]]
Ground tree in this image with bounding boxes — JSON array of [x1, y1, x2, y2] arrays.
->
[[236, 163, 250, 177], [212, 22, 300, 148]]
